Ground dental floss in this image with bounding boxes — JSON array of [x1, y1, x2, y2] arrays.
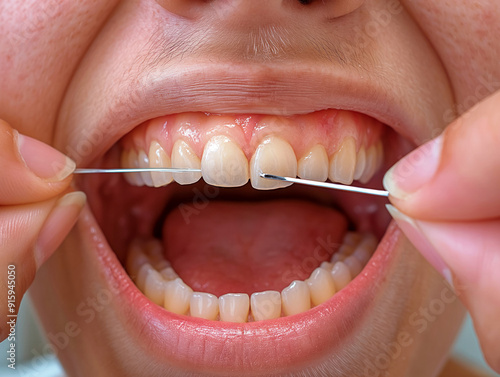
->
[[74, 168, 202, 174], [73, 169, 388, 197], [259, 173, 389, 197]]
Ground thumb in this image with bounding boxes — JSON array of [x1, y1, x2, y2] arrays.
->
[[383, 91, 500, 372], [0, 119, 76, 205]]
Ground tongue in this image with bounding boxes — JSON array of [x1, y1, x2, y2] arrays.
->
[[163, 200, 347, 296]]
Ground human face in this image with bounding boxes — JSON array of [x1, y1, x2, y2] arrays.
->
[[1, 1, 499, 376]]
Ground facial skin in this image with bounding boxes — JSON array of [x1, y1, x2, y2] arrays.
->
[[1, 1, 499, 376]]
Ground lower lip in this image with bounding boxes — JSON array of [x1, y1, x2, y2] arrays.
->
[[80, 204, 400, 374]]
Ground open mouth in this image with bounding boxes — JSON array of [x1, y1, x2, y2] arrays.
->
[[75, 108, 413, 374]]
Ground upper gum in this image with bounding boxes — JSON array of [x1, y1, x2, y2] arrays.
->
[[120, 109, 384, 159]]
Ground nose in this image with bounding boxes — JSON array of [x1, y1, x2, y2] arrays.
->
[[155, 0, 364, 21]]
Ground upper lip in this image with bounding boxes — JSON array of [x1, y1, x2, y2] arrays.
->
[[54, 61, 444, 167]]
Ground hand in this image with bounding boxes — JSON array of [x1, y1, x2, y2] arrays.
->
[[383, 91, 500, 373], [0, 120, 85, 341]]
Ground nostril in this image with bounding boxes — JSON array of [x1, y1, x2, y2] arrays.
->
[[157, 1, 364, 21], [293, 0, 365, 18], [155, 0, 207, 19]]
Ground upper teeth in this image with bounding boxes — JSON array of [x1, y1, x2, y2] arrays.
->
[[120, 112, 384, 189], [121, 136, 383, 190]]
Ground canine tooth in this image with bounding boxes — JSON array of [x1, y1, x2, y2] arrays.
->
[[330, 261, 352, 291], [353, 147, 366, 181], [143, 269, 167, 306], [307, 268, 336, 307], [344, 256, 363, 277], [329, 137, 356, 185], [375, 140, 384, 172], [138, 149, 154, 186], [171, 140, 202, 185], [281, 280, 310, 316], [190, 292, 219, 320], [201, 135, 249, 187], [164, 278, 193, 315], [159, 267, 179, 281], [251, 291, 281, 321], [126, 242, 150, 280], [297, 144, 329, 181], [219, 293, 250, 323], [359, 144, 379, 184], [250, 136, 297, 190], [128, 150, 145, 186], [148, 140, 173, 187]]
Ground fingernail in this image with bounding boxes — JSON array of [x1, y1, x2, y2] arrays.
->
[[16, 132, 76, 181], [383, 134, 444, 200], [35, 192, 86, 268], [386, 204, 454, 289]]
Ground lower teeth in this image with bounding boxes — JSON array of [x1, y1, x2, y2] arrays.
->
[[125, 232, 377, 323]]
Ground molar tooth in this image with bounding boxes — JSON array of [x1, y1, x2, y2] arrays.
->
[[136, 263, 154, 293], [164, 278, 193, 315], [219, 293, 250, 323], [171, 140, 202, 185], [343, 232, 363, 247], [126, 241, 150, 280], [281, 280, 310, 316], [329, 137, 357, 185], [352, 248, 372, 265], [128, 150, 145, 186], [297, 144, 329, 181], [148, 140, 173, 187], [352, 233, 378, 265], [320, 261, 334, 271], [143, 269, 167, 306], [330, 261, 352, 290], [190, 292, 219, 320], [250, 136, 297, 190], [138, 149, 154, 186], [330, 244, 353, 263], [353, 147, 367, 181], [250, 291, 281, 321], [307, 268, 336, 307], [144, 239, 170, 271], [344, 255, 363, 277], [159, 267, 179, 281], [121, 149, 137, 186], [201, 135, 249, 187]]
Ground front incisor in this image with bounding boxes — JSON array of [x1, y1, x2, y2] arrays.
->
[[250, 136, 297, 190], [201, 135, 249, 187]]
